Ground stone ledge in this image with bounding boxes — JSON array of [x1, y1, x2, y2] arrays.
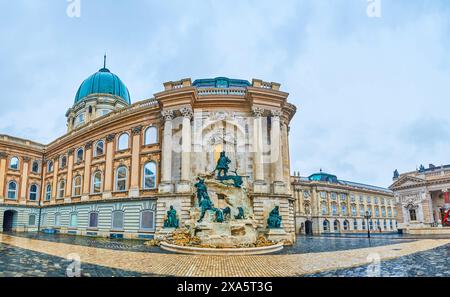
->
[[160, 241, 284, 255]]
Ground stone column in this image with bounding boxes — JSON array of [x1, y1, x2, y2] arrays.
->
[[65, 149, 74, 203], [252, 107, 267, 193], [19, 157, 30, 205], [82, 142, 92, 201], [0, 152, 7, 202], [103, 133, 115, 199], [271, 110, 286, 194], [159, 110, 174, 193], [129, 125, 142, 198], [177, 107, 192, 193]]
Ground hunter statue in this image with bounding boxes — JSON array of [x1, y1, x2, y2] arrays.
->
[[267, 206, 282, 228], [164, 205, 179, 228], [213, 151, 245, 188], [194, 177, 210, 205], [215, 151, 231, 177]]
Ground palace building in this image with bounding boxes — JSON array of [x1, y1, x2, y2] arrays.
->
[[0, 62, 298, 241], [291, 171, 398, 235], [390, 164, 450, 234]]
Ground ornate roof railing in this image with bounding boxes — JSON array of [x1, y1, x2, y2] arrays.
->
[[197, 87, 247, 96]]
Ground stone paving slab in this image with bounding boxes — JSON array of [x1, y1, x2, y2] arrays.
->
[[306, 244, 450, 277], [1, 234, 449, 277], [0, 243, 149, 277]]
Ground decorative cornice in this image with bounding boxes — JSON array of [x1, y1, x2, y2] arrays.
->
[[23, 157, 30, 162], [106, 133, 116, 142], [161, 109, 175, 121], [252, 106, 265, 118], [180, 107, 193, 119], [132, 125, 143, 135], [67, 148, 74, 155], [0, 152, 7, 159]]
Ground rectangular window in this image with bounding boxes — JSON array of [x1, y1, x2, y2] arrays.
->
[[41, 213, 47, 226], [89, 212, 98, 228], [70, 213, 77, 227], [112, 211, 124, 230], [140, 211, 154, 231], [54, 214, 60, 227], [28, 215, 36, 226]]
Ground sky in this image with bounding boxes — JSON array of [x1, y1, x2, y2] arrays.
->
[[0, 0, 449, 188]]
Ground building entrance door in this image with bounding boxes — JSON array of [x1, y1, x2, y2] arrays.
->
[[305, 220, 313, 236], [2, 210, 17, 232]]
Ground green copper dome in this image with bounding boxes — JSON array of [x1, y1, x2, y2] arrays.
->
[[74, 67, 131, 105]]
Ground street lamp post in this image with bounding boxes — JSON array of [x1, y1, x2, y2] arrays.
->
[[364, 211, 372, 238]]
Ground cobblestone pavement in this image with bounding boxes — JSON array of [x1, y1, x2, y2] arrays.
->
[[0, 243, 150, 277], [277, 235, 414, 254], [1, 233, 448, 277], [12, 232, 413, 255], [7, 232, 166, 253], [306, 244, 450, 277]]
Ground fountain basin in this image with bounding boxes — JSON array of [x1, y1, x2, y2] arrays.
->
[[160, 241, 284, 255]]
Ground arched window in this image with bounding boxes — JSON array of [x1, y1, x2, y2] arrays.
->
[[143, 162, 157, 189], [112, 211, 124, 230], [45, 184, 52, 201], [92, 171, 102, 194], [323, 220, 329, 231], [341, 204, 347, 215], [140, 210, 155, 231], [89, 212, 98, 228], [28, 214, 36, 226], [331, 203, 338, 216], [94, 140, 104, 157], [115, 166, 128, 191], [117, 133, 129, 151], [353, 219, 358, 230], [343, 220, 349, 231], [321, 202, 328, 215], [70, 213, 77, 227], [144, 126, 158, 145], [381, 207, 386, 217], [362, 219, 366, 230], [375, 207, 380, 217], [369, 220, 374, 230], [29, 184, 38, 201], [60, 155, 67, 168], [334, 220, 340, 231], [351, 205, 357, 216], [7, 181, 17, 199], [31, 161, 39, 173], [383, 219, 387, 230], [76, 148, 84, 163], [409, 209, 417, 221], [47, 160, 54, 173], [58, 179, 66, 198], [9, 157, 19, 170], [359, 205, 365, 216], [73, 176, 82, 196]]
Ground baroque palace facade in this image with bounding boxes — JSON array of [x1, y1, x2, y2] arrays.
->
[[291, 171, 398, 235], [390, 164, 450, 233], [0, 64, 298, 240]]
